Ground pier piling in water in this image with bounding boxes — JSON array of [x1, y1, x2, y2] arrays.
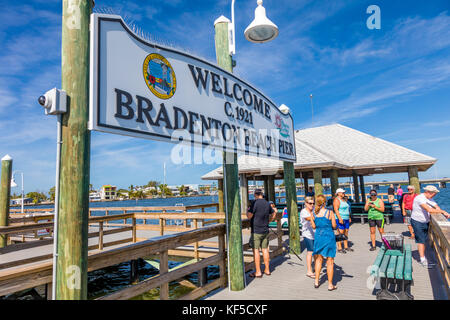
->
[[56, 0, 92, 300], [214, 17, 245, 292], [0, 155, 12, 248]]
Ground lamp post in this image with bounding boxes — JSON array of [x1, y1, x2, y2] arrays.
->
[[215, 0, 278, 292], [11, 171, 24, 214]]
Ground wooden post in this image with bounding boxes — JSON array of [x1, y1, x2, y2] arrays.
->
[[55, 0, 93, 300], [330, 169, 339, 197], [159, 218, 165, 236], [194, 218, 199, 260], [303, 175, 309, 194], [0, 155, 12, 248], [267, 175, 275, 203], [283, 162, 300, 255], [352, 171, 360, 203], [198, 268, 208, 287], [408, 166, 420, 194], [313, 168, 323, 196], [130, 259, 139, 284], [218, 179, 225, 223], [215, 16, 245, 291], [132, 217, 136, 243], [239, 174, 248, 214], [159, 250, 169, 300], [359, 175, 366, 202], [218, 233, 227, 288], [98, 221, 104, 250], [263, 176, 269, 199]]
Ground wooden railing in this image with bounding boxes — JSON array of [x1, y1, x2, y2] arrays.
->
[[0, 213, 137, 267], [0, 209, 285, 300], [429, 213, 450, 296]]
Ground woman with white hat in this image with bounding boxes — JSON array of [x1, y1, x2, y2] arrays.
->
[[333, 188, 352, 253], [411, 185, 450, 268]]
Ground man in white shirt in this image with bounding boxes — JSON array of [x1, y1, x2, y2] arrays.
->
[[411, 185, 450, 268], [300, 196, 316, 278]]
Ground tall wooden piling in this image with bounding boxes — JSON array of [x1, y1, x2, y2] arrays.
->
[[56, 0, 92, 300], [408, 166, 420, 194], [283, 162, 300, 255], [330, 169, 339, 196], [359, 175, 366, 201], [214, 16, 245, 291], [313, 168, 323, 196], [0, 155, 12, 248], [352, 171, 360, 203]]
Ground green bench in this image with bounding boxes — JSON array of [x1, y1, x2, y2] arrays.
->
[[350, 203, 394, 225], [268, 207, 302, 230], [370, 243, 412, 295]]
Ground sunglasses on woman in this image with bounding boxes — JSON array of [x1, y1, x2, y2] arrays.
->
[[307, 202, 314, 205]]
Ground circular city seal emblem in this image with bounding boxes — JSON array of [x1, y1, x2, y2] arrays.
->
[[143, 53, 177, 100]]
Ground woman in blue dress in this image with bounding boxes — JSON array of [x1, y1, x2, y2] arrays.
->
[[310, 194, 338, 291]]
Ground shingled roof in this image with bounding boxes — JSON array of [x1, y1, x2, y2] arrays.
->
[[201, 124, 437, 180]]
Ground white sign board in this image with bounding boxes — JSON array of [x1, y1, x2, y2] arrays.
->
[[89, 14, 296, 162]]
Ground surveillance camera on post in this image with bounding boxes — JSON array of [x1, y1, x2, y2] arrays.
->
[[38, 88, 67, 115]]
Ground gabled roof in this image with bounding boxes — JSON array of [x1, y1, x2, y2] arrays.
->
[[201, 124, 437, 180]]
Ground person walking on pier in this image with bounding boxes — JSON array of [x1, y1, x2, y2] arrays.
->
[[306, 186, 315, 197], [387, 184, 395, 203], [396, 185, 404, 210], [402, 185, 417, 239], [311, 194, 337, 291], [333, 188, 352, 254], [247, 189, 276, 278], [300, 196, 316, 278], [410, 185, 450, 268], [365, 190, 385, 251]]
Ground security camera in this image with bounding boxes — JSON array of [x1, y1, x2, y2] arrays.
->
[[38, 88, 67, 115], [279, 104, 290, 115]]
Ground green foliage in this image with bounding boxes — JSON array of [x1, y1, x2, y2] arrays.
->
[[26, 191, 47, 204], [49, 186, 55, 201]]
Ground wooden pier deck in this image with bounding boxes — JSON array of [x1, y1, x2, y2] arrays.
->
[[0, 204, 448, 300], [205, 211, 449, 300]]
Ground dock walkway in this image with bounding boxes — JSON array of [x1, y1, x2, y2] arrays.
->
[[205, 211, 448, 300]]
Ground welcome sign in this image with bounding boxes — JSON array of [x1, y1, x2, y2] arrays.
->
[[89, 14, 296, 162]]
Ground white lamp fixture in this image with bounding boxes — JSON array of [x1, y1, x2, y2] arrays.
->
[[279, 104, 290, 115], [244, 0, 279, 44], [227, 0, 278, 55], [10, 178, 18, 188]]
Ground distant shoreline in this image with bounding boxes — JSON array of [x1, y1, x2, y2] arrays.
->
[[10, 194, 216, 208]]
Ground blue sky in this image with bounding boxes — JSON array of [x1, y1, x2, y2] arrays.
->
[[0, 0, 449, 194]]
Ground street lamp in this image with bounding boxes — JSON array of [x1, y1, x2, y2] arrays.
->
[[215, 0, 279, 292], [228, 0, 279, 55], [11, 171, 24, 214]]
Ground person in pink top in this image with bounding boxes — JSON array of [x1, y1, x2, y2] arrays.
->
[[402, 186, 416, 239]]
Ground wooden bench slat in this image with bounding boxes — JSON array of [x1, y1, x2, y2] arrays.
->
[[371, 246, 386, 276], [387, 255, 397, 278], [379, 252, 390, 278], [395, 251, 405, 280], [404, 244, 413, 281]]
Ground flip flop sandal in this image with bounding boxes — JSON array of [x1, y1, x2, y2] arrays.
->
[[249, 273, 262, 278], [328, 286, 338, 291], [306, 274, 315, 279]]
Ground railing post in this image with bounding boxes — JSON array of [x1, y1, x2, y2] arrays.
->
[[0, 155, 12, 248], [132, 217, 136, 243], [276, 213, 282, 250], [194, 219, 199, 260], [159, 218, 164, 236], [218, 233, 227, 288], [159, 250, 169, 300], [98, 221, 104, 250]]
